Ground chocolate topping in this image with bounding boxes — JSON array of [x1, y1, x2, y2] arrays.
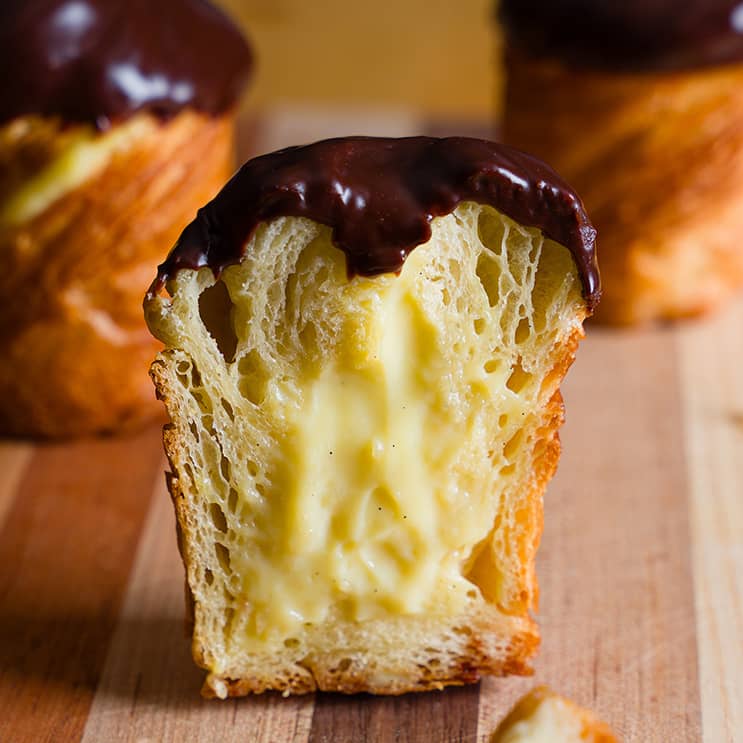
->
[[500, 0, 743, 71], [150, 136, 600, 310], [0, 0, 252, 129]]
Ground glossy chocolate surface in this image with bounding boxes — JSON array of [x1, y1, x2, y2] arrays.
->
[[150, 136, 600, 309], [500, 0, 743, 71], [0, 0, 252, 129]]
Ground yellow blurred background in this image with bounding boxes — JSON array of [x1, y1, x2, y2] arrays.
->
[[216, 0, 498, 118]]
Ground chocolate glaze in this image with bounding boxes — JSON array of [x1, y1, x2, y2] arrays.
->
[[500, 0, 743, 71], [0, 0, 252, 130], [150, 136, 600, 310]]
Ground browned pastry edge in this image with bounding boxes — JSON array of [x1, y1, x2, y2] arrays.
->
[[465, 328, 581, 618], [503, 50, 743, 325], [491, 686, 619, 742], [197, 621, 537, 698], [0, 111, 235, 438], [151, 320, 585, 697]]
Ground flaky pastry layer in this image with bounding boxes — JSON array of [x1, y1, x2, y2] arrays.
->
[[0, 110, 235, 437]]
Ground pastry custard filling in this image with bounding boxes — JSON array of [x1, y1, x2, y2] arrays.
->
[[147, 203, 585, 655], [228, 241, 535, 640], [0, 116, 158, 227]]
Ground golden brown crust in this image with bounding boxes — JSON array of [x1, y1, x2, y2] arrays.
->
[[466, 326, 583, 618], [200, 619, 538, 696], [492, 686, 619, 742], [0, 111, 235, 437], [503, 52, 743, 325], [199, 624, 538, 698]]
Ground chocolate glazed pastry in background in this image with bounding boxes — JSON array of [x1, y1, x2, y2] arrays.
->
[[0, 0, 252, 437], [500, 0, 743, 325]]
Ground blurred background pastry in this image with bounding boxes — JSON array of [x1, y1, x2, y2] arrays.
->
[[500, 0, 743, 325], [0, 0, 251, 437]]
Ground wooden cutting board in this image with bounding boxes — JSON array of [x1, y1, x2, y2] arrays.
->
[[0, 109, 741, 743]]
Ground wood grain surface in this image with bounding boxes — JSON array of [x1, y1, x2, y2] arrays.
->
[[0, 109, 740, 742]]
